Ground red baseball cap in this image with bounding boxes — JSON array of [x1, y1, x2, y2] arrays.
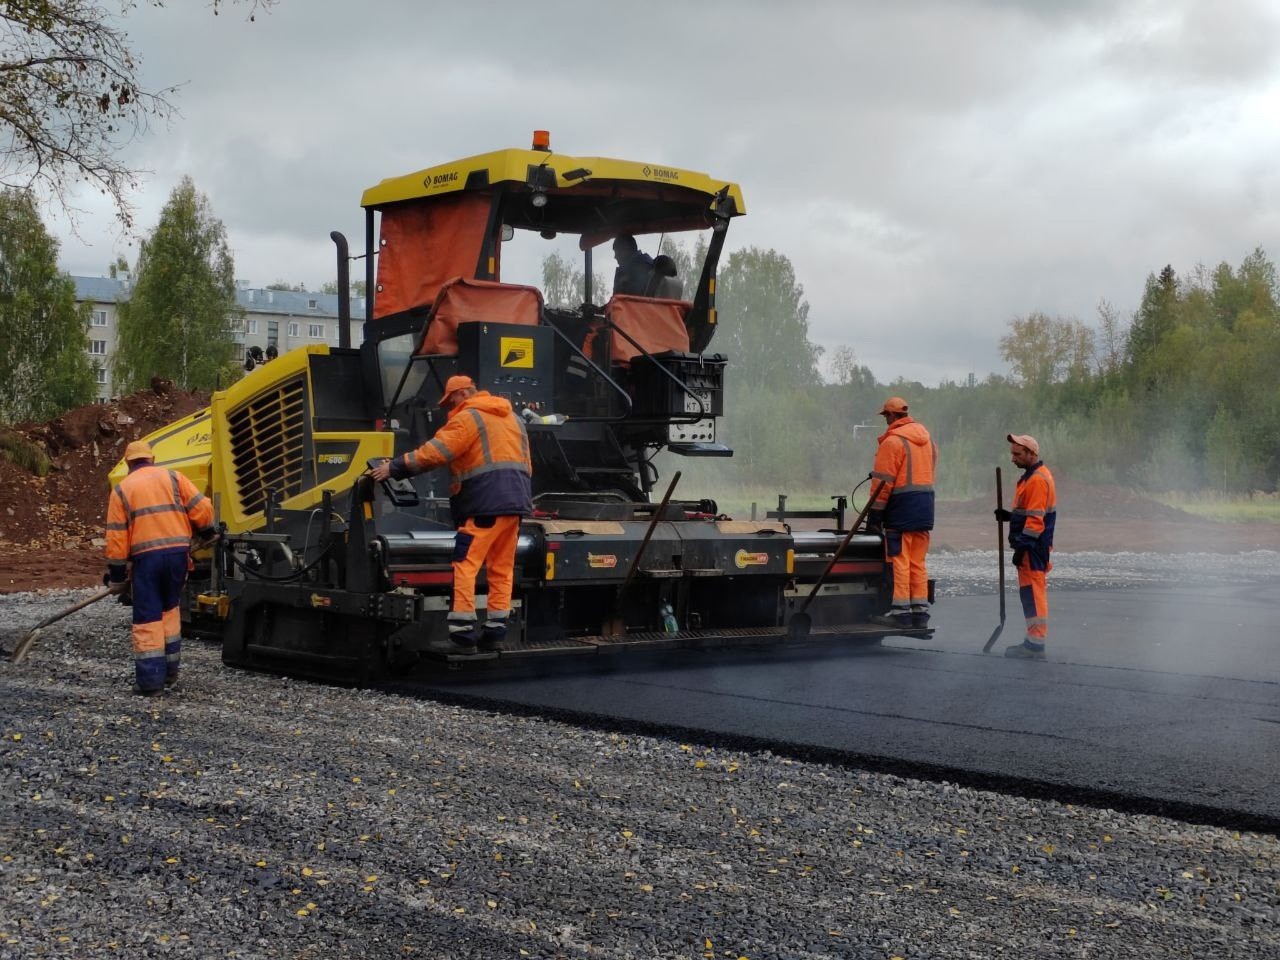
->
[[879, 396, 908, 415]]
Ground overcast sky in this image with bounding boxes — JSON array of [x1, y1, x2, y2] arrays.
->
[[48, 0, 1280, 386]]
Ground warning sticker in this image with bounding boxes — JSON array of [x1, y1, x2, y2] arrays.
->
[[500, 336, 534, 368]]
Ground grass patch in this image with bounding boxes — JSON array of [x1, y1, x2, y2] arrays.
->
[[1152, 491, 1280, 524], [0, 430, 50, 476]]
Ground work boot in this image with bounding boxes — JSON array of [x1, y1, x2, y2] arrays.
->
[[1004, 641, 1046, 660], [131, 684, 163, 696], [871, 611, 913, 629], [425, 636, 478, 656], [477, 630, 506, 652], [445, 612, 478, 654], [909, 605, 931, 629], [164, 673, 180, 688], [478, 610, 510, 651]]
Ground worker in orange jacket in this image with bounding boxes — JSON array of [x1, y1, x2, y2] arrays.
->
[[995, 433, 1056, 659], [866, 397, 937, 629], [105, 440, 216, 695], [371, 375, 533, 654]]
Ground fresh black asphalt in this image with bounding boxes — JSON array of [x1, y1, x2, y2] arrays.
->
[[407, 581, 1280, 831]]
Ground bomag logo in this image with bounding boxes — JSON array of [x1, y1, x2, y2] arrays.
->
[[186, 431, 211, 446], [734, 549, 770, 569], [642, 165, 680, 182], [318, 453, 351, 465], [428, 171, 459, 188], [587, 553, 618, 569], [500, 336, 534, 369]]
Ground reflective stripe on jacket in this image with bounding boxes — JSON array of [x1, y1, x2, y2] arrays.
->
[[396, 391, 533, 523], [870, 416, 937, 531], [105, 464, 215, 575], [1009, 462, 1056, 571]]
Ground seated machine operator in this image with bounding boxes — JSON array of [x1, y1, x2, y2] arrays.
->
[[612, 234, 655, 295]]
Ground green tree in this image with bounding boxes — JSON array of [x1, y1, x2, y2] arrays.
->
[[540, 250, 606, 307], [0, 188, 96, 422], [1095, 299, 1128, 378], [320, 279, 367, 297], [1126, 264, 1179, 388], [0, 1, 273, 227], [114, 177, 239, 391], [998, 311, 1095, 387], [714, 247, 821, 386]]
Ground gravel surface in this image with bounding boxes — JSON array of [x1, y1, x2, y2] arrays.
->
[[3, 565, 1279, 959]]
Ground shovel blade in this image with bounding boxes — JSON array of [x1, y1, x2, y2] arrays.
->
[[982, 619, 1005, 654], [787, 612, 812, 643], [10, 627, 41, 665]]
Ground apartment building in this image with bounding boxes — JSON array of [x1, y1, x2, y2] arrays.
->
[[72, 276, 365, 401]]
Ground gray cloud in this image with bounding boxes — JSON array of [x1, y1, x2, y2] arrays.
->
[[49, 0, 1280, 384]]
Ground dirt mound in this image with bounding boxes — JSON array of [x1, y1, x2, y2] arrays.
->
[[0, 385, 209, 591], [942, 476, 1195, 522]]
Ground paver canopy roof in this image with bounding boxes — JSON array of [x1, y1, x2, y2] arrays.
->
[[361, 143, 745, 249]]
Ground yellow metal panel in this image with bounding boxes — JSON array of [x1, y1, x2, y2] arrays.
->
[[107, 409, 213, 491], [361, 146, 745, 214]]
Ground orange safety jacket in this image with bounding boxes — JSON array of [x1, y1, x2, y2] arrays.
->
[[390, 391, 533, 523], [105, 464, 215, 582], [1009, 462, 1056, 571], [870, 416, 937, 531]]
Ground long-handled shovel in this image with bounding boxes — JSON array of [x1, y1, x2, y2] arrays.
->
[[787, 479, 887, 642], [601, 471, 681, 638], [9, 587, 116, 664], [982, 467, 1006, 653]]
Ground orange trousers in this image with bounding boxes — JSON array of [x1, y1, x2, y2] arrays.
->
[[452, 515, 521, 614], [1016, 562, 1048, 644], [888, 530, 931, 611]]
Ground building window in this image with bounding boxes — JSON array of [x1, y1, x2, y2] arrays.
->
[[95, 368, 107, 384], [308, 323, 324, 339], [287, 321, 299, 338], [233, 343, 245, 362], [89, 339, 107, 355], [246, 318, 258, 335], [91, 310, 108, 327], [308, 298, 318, 310]]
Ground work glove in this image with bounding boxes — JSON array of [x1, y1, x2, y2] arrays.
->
[[1011, 548, 1026, 568], [864, 509, 884, 535], [993, 508, 1012, 523]]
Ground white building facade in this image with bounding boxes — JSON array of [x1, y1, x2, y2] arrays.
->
[[72, 276, 365, 401]]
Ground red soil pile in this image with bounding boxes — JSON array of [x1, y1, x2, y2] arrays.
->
[[0, 384, 209, 592]]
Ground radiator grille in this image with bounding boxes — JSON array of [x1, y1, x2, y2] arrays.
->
[[228, 376, 309, 516]]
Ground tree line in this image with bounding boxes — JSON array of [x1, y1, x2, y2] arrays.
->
[[656, 242, 1280, 502], [2, 168, 1275, 505], [0, 178, 241, 425]]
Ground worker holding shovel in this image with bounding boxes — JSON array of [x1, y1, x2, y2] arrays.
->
[[996, 434, 1057, 660], [105, 440, 216, 694]]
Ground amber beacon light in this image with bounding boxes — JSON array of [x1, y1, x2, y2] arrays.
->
[[531, 129, 551, 151]]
